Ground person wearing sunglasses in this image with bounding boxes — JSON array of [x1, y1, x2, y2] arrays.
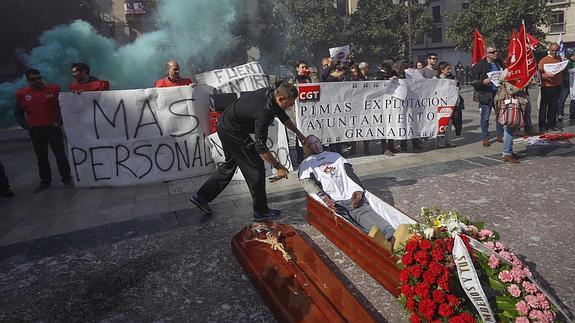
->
[[420, 53, 439, 79], [15, 69, 74, 192], [471, 45, 504, 147]]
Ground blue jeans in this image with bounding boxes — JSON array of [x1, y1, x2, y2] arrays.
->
[[502, 125, 516, 156], [480, 104, 503, 139]]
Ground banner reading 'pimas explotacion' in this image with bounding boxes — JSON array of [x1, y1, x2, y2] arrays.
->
[[295, 79, 459, 144]]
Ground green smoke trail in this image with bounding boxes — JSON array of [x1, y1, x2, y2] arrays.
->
[[0, 0, 236, 129]]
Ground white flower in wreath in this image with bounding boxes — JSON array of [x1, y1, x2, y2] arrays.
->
[[423, 227, 435, 239], [446, 218, 465, 235]]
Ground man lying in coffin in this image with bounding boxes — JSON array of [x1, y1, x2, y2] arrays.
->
[[298, 135, 400, 249]]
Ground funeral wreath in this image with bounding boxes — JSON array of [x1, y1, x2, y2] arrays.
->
[[396, 207, 565, 323]]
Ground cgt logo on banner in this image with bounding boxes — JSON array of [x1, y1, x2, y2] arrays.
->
[[298, 84, 321, 102], [437, 106, 455, 133], [295, 79, 459, 143], [59, 85, 216, 187]]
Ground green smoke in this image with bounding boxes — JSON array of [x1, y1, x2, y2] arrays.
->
[[0, 0, 236, 129]]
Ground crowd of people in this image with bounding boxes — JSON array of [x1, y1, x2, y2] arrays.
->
[[3, 44, 574, 220]]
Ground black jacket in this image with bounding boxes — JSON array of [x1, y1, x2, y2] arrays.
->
[[218, 88, 290, 154], [471, 59, 503, 106]]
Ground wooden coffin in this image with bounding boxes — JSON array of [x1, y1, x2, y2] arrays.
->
[[306, 194, 415, 297], [231, 222, 375, 323]]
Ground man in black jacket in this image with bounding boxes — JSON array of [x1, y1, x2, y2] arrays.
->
[[471, 46, 504, 147], [190, 83, 307, 222]]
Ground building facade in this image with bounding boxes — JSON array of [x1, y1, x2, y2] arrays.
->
[[412, 0, 470, 66], [542, 0, 575, 49]]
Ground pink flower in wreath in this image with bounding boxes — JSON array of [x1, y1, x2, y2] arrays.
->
[[511, 267, 525, 283], [465, 225, 478, 235], [529, 309, 546, 322], [508, 284, 522, 297], [536, 293, 550, 310], [515, 317, 529, 323], [487, 254, 500, 269], [516, 300, 530, 315], [523, 267, 532, 277], [499, 270, 513, 283], [477, 229, 494, 240], [484, 241, 495, 250], [543, 310, 556, 322], [525, 294, 540, 308], [512, 256, 523, 267], [522, 281, 538, 294], [499, 250, 514, 262], [495, 241, 506, 250]]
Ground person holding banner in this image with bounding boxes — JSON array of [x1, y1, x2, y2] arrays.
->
[[538, 43, 562, 132], [69, 63, 110, 92], [190, 83, 307, 222], [15, 69, 74, 193], [154, 60, 194, 88]]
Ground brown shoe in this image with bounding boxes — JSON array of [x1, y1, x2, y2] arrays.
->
[[500, 155, 520, 164], [482, 138, 491, 147], [496, 135, 504, 143]]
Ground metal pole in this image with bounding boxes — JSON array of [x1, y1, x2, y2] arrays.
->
[[407, 1, 412, 62]]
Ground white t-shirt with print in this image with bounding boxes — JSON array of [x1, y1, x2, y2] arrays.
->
[[298, 151, 363, 201]]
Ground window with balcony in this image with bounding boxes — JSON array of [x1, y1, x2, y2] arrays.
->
[[432, 6, 442, 23], [550, 11, 565, 33], [431, 27, 442, 43]]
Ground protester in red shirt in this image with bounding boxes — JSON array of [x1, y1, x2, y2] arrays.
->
[[69, 62, 110, 92], [15, 69, 74, 192], [154, 60, 194, 87]]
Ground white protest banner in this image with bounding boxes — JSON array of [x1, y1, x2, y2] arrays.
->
[[60, 85, 215, 187], [543, 60, 569, 75], [295, 79, 459, 143], [329, 45, 351, 62], [405, 68, 424, 80], [195, 61, 272, 93], [196, 62, 292, 179]]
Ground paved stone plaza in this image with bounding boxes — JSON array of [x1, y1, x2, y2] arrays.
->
[[1, 86, 574, 321]]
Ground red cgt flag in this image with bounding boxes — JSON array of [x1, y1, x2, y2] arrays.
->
[[472, 29, 485, 66], [505, 29, 519, 67], [506, 21, 536, 89]]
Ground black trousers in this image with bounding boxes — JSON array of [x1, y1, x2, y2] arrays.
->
[[539, 86, 561, 131], [0, 161, 10, 190], [198, 128, 268, 214], [29, 126, 72, 185]]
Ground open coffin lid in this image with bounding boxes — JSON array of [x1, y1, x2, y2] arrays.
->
[[231, 222, 376, 323], [306, 191, 417, 297]]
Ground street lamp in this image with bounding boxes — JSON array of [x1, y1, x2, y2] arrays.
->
[[392, 0, 426, 62]]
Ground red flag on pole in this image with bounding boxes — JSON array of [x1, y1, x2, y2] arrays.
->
[[525, 32, 542, 49], [472, 29, 485, 66], [506, 21, 536, 90], [505, 29, 519, 67]]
